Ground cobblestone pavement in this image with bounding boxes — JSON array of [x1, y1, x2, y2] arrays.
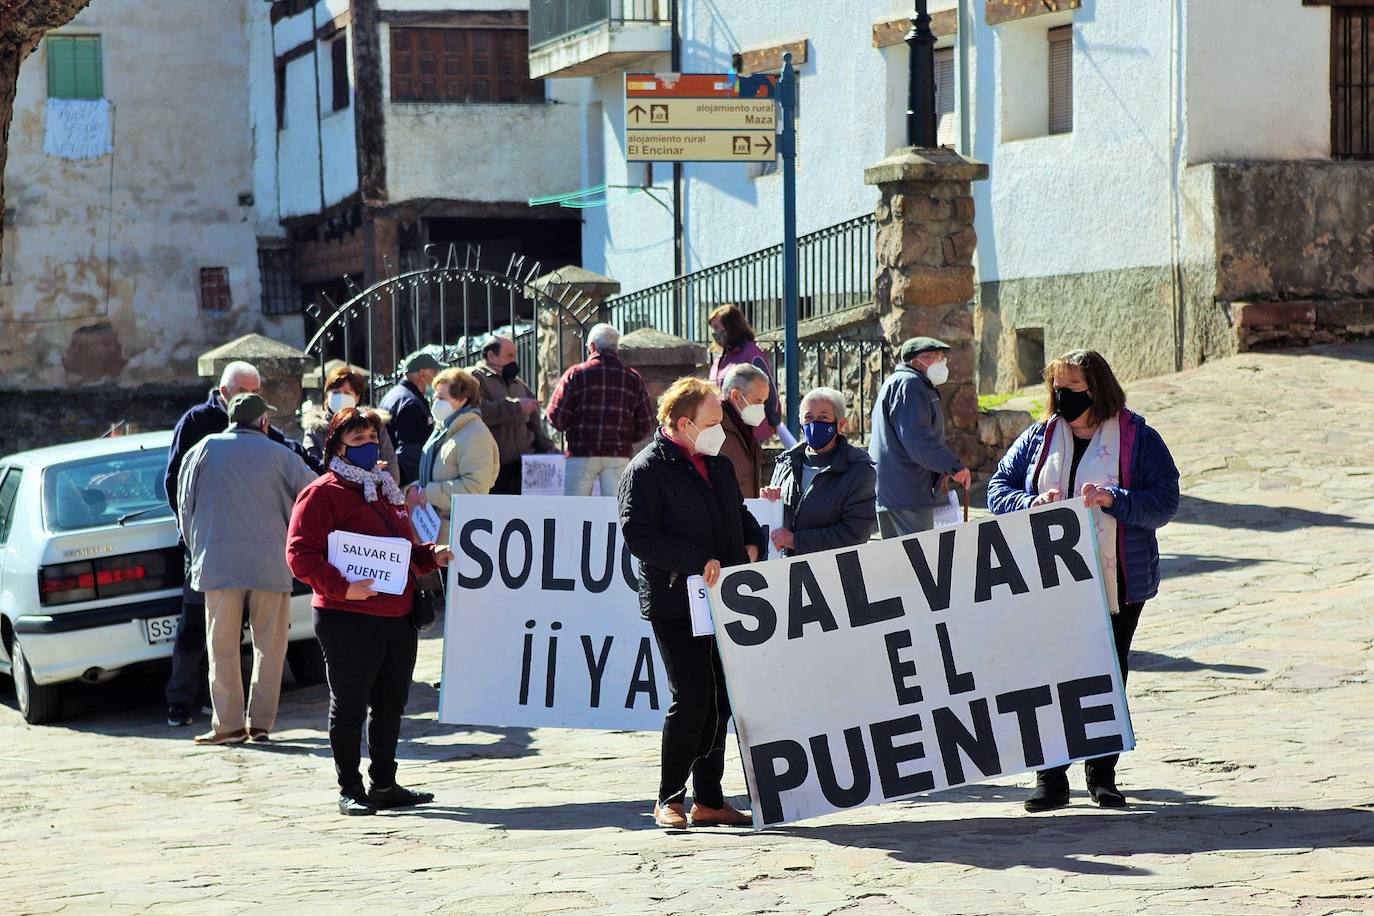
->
[[5, 342, 1374, 915]]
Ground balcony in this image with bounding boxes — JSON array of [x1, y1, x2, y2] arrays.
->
[[528, 0, 672, 80]]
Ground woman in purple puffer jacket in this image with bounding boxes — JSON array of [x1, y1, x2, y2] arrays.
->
[[987, 348, 1180, 815], [707, 304, 782, 444]]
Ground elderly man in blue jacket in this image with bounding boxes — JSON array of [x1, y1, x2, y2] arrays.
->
[[868, 337, 971, 538]]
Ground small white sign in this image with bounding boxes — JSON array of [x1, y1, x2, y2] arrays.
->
[[410, 502, 442, 543], [687, 575, 713, 636], [327, 530, 412, 596], [933, 490, 963, 528], [522, 454, 565, 496]]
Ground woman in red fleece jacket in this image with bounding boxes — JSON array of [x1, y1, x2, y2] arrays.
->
[[287, 407, 450, 816]]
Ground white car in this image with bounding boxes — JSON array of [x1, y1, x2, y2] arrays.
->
[[0, 431, 322, 724]]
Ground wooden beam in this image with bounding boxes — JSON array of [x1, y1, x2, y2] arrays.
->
[[275, 39, 315, 68], [873, 10, 958, 49], [984, 0, 1081, 27], [736, 39, 808, 74], [379, 10, 529, 29], [352, 0, 387, 208], [317, 10, 350, 42]]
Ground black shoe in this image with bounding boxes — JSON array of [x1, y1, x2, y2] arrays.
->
[[167, 703, 193, 727], [339, 786, 376, 817], [1024, 771, 1071, 813], [367, 783, 435, 809], [1088, 780, 1127, 808]]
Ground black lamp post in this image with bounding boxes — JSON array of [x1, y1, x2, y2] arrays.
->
[[905, 0, 938, 147]]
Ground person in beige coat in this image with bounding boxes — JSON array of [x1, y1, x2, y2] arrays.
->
[[416, 367, 500, 546]]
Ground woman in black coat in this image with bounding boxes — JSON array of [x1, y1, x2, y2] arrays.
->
[[618, 376, 767, 830], [762, 387, 878, 556]]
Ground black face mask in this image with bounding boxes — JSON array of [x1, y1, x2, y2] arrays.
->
[[1054, 387, 1093, 423], [501, 361, 520, 382]]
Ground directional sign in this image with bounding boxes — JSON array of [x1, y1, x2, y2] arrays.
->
[[625, 72, 779, 163]]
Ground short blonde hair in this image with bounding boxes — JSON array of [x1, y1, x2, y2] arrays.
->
[[657, 376, 720, 428], [433, 367, 481, 405]]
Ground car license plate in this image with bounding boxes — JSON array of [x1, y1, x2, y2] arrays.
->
[[143, 614, 180, 645]]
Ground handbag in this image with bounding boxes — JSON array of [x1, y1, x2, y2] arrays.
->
[[366, 500, 442, 632]]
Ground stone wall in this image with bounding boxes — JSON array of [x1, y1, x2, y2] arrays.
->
[[0, 385, 204, 456]]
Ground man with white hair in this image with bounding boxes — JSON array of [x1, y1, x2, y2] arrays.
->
[[718, 363, 772, 498], [162, 359, 320, 729], [761, 387, 878, 556], [547, 323, 656, 496]]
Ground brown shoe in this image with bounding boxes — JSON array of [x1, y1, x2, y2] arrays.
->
[[689, 802, 753, 827], [247, 728, 270, 743], [653, 802, 689, 829], [193, 729, 247, 746]]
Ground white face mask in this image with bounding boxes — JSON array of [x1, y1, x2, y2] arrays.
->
[[737, 398, 767, 427], [924, 360, 950, 387], [327, 392, 357, 413], [431, 400, 455, 424], [688, 420, 727, 457]]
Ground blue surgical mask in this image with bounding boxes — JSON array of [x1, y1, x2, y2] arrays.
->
[[344, 442, 380, 470], [803, 420, 837, 450]]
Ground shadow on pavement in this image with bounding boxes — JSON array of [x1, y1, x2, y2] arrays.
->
[[1129, 650, 1265, 675], [775, 800, 1374, 876], [1176, 494, 1374, 532]]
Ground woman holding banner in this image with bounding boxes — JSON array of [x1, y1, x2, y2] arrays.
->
[[987, 349, 1179, 812], [618, 376, 768, 829], [286, 408, 452, 817]]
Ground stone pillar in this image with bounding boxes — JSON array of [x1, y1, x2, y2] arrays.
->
[[532, 265, 623, 402], [198, 333, 311, 438], [618, 327, 709, 452], [864, 147, 988, 469]]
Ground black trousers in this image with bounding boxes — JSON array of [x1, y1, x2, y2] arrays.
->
[[1044, 599, 1145, 783], [314, 609, 418, 792], [165, 544, 212, 707], [491, 461, 523, 495], [651, 617, 730, 809]]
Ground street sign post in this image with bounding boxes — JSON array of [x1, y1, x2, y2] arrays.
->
[[623, 67, 800, 434]]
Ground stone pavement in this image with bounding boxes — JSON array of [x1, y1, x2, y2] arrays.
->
[[4, 342, 1373, 915]]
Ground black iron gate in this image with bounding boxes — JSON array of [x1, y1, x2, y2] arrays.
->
[[302, 247, 591, 401]]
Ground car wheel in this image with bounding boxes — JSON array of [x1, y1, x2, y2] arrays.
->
[[12, 637, 62, 725], [286, 639, 327, 687]]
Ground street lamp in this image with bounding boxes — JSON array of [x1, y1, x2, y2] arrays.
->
[[906, 0, 938, 148]]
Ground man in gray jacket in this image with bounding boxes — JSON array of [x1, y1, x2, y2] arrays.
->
[[868, 337, 972, 537], [177, 394, 318, 745]]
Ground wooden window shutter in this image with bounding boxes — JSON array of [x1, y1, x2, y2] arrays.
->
[[47, 36, 103, 100], [1048, 26, 1073, 135], [391, 27, 544, 104], [935, 48, 957, 148], [1332, 7, 1373, 160], [331, 35, 350, 111]]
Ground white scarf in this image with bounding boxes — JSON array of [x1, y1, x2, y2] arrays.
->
[[329, 456, 406, 506], [1036, 416, 1121, 613]]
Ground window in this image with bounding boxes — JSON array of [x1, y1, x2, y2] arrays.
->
[[44, 452, 169, 532], [258, 247, 301, 315], [935, 48, 957, 149], [331, 34, 350, 112], [275, 60, 287, 130], [390, 28, 544, 104], [0, 470, 20, 544], [199, 267, 232, 311], [1333, 7, 1373, 160], [47, 36, 103, 100], [1048, 26, 1073, 135]]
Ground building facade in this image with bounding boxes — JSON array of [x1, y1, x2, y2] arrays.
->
[[1, 0, 297, 392], [532, 0, 1374, 392]]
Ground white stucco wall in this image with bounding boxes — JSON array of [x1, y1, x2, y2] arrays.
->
[[972, 1, 1176, 284], [1, 0, 299, 389], [379, 21, 582, 204], [1184, 0, 1330, 163]]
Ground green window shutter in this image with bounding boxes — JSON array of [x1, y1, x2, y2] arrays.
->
[[47, 36, 103, 100]]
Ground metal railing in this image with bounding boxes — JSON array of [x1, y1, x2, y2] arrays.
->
[[529, 0, 669, 50], [761, 338, 894, 446], [606, 213, 876, 343]]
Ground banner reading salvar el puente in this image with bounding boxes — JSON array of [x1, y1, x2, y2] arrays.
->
[[709, 498, 1133, 827]]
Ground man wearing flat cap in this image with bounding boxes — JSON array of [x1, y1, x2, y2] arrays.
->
[[868, 337, 972, 538], [176, 394, 319, 745], [379, 351, 444, 487]]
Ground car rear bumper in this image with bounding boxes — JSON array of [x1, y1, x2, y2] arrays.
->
[[13, 594, 317, 686]]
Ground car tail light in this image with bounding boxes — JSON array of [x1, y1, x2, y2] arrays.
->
[[39, 548, 183, 606]]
